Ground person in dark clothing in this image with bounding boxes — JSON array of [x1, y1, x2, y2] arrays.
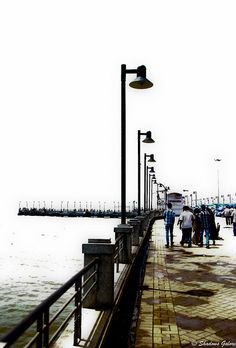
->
[[199, 205, 210, 248], [192, 207, 201, 245], [207, 207, 217, 245], [163, 202, 175, 247]]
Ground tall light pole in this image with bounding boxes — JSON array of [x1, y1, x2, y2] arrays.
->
[[121, 64, 153, 224], [147, 166, 155, 211], [183, 189, 189, 206], [159, 183, 170, 209], [221, 195, 225, 205], [144, 153, 156, 212], [137, 130, 154, 215], [193, 191, 197, 207], [214, 158, 222, 204], [190, 194, 193, 207]]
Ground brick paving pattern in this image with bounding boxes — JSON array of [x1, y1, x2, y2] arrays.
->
[[134, 218, 236, 348]]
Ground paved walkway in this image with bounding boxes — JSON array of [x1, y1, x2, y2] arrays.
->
[[134, 218, 236, 348]]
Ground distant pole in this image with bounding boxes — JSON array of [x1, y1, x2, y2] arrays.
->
[[137, 130, 155, 215], [214, 158, 222, 204], [221, 195, 225, 205]]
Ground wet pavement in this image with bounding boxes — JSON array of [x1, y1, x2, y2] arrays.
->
[[134, 217, 236, 348]]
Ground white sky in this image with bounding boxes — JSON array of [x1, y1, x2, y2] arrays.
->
[[0, 0, 236, 214]]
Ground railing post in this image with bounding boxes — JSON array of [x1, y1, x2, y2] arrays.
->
[[128, 219, 141, 246], [114, 224, 133, 263], [82, 240, 115, 309], [135, 215, 147, 237], [74, 278, 82, 346], [36, 314, 43, 348], [43, 309, 49, 348]]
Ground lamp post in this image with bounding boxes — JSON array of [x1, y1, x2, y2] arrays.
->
[[121, 64, 153, 224], [147, 166, 155, 210], [228, 194, 232, 204], [184, 195, 189, 206], [159, 183, 170, 209], [153, 179, 158, 209], [150, 175, 156, 210], [214, 158, 222, 204], [221, 195, 225, 205], [144, 153, 156, 211], [193, 191, 197, 207], [190, 194, 193, 207], [183, 189, 188, 205], [137, 130, 154, 215]]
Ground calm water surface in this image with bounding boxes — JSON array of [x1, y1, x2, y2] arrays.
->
[[0, 215, 119, 337]]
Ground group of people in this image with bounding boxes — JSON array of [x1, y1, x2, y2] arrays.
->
[[226, 206, 236, 236], [163, 203, 223, 249], [223, 206, 236, 231]]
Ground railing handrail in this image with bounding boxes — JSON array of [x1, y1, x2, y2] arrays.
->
[[0, 258, 99, 347]]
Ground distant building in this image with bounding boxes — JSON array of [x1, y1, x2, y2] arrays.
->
[[167, 192, 183, 216]]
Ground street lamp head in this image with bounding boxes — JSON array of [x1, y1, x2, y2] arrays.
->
[[129, 65, 153, 89], [142, 131, 155, 143], [148, 154, 156, 163]]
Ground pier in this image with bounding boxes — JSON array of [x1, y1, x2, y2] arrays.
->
[[1, 212, 236, 347]]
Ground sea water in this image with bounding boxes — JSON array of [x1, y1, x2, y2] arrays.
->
[[0, 215, 119, 337]]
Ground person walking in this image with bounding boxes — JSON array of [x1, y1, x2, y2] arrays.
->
[[199, 204, 211, 248], [207, 207, 217, 246], [163, 202, 175, 248], [224, 206, 231, 225], [178, 206, 194, 247], [192, 207, 201, 245], [231, 206, 236, 236]]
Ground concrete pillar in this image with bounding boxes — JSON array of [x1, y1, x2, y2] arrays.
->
[[135, 215, 146, 236], [128, 219, 141, 246], [114, 224, 133, 263], [82, 240, 115, 309]]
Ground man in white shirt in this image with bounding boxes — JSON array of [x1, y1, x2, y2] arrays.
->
[[178, 206, 194, 247]]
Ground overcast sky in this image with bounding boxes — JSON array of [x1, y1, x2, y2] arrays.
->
[[0, 0, 236, 214]]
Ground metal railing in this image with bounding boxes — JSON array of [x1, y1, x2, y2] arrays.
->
[[114, 234, 124, 273], [0, 258, 99, 348]]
